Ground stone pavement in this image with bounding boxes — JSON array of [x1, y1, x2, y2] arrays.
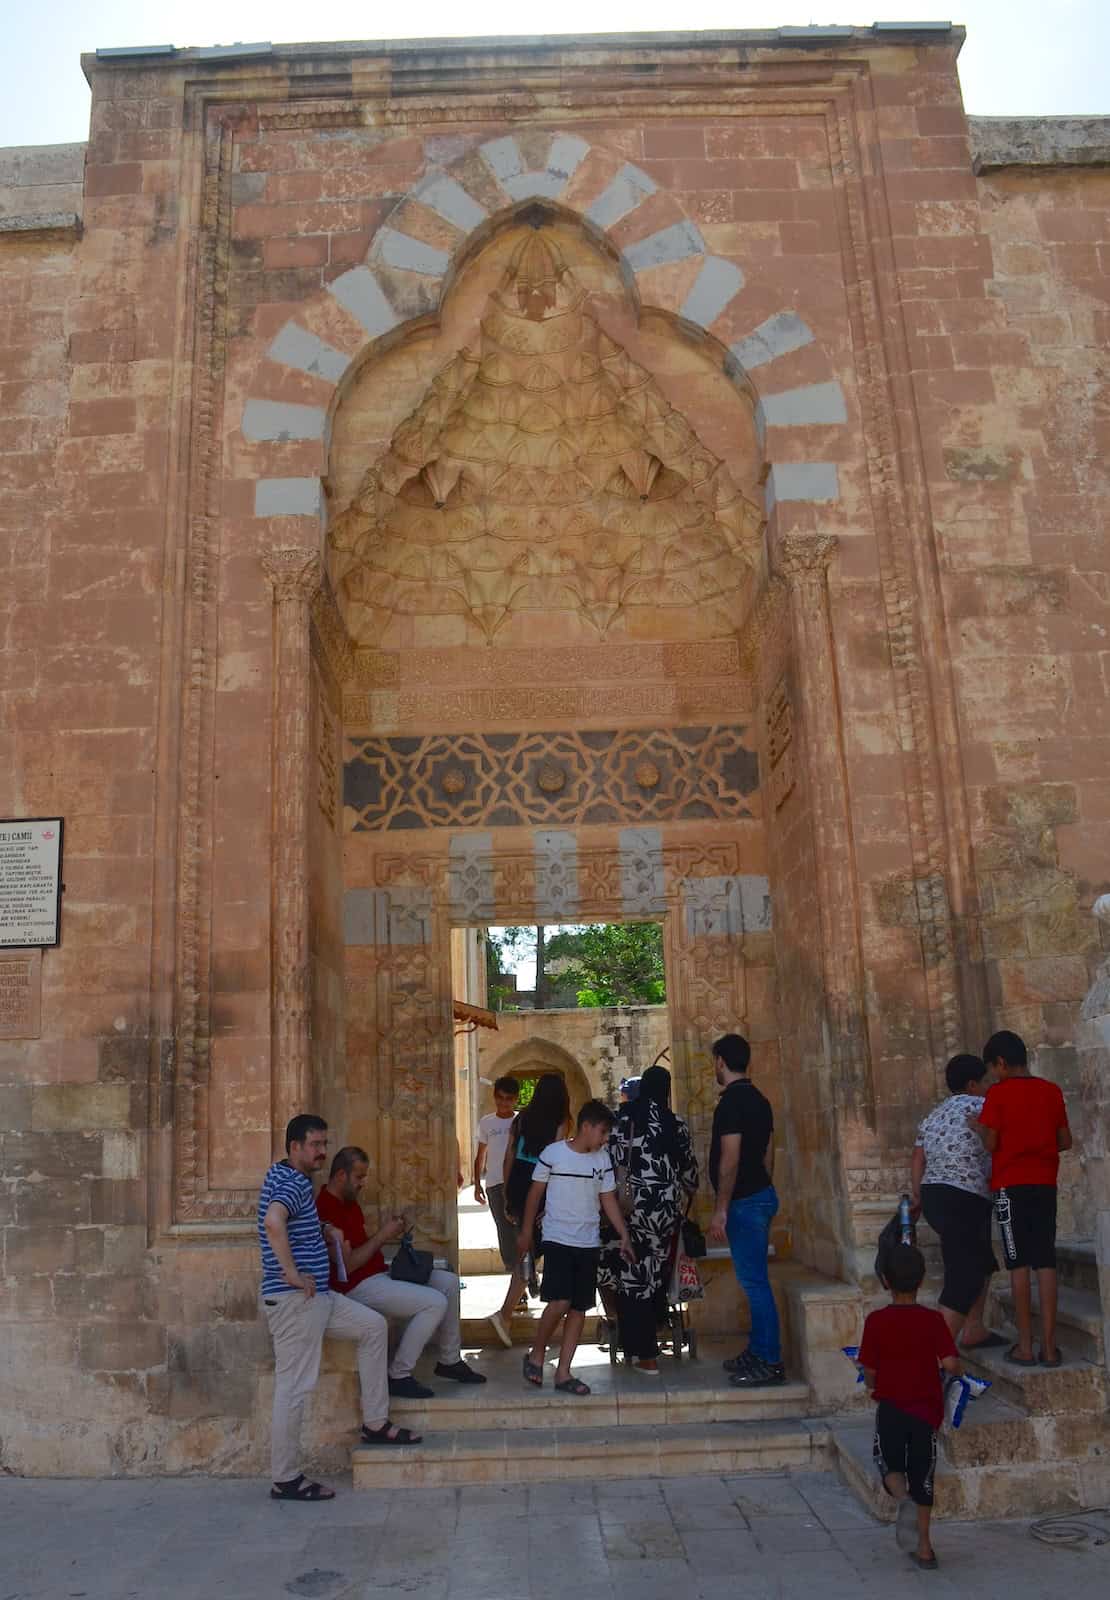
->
[[2, 1470, 1106, 1600]]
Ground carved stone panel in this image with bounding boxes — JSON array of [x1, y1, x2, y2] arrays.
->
[[345, 724, 758, 831]]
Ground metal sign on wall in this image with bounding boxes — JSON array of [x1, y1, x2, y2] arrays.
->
[[0, 818, 64, 948]]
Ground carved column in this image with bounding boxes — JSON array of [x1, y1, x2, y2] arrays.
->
[[261, 549, 324, 1149], [776, 534, 871, 1121]]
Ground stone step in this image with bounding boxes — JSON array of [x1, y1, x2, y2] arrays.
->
[[460, 1246, 502, 1275], [830, 1417, 1086, 1522], [958, 1336, 1108, 1414], [388, 1372, 812, 1434], [989, 1282, 1105, 1363], [1057, 1238, 1099, 1297], [460, 1304, 605, 1348], [353, 1417, 828, 1489]]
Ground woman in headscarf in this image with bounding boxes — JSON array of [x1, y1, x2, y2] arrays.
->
[[598, 1064, 699, 1373]]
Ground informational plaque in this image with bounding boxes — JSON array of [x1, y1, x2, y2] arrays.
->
[[0, 949, 42, 1038], [0, 818, 63, 948]]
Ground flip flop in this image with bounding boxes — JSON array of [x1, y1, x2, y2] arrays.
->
[[1004, 1344, 1038, 1367], [523, 1354, 544, 1387], [909, 1553, 939, 1571], [554, 1376, 591, 1396], [270, 1474, 335, 1501], [360, 1422, 422, 1446], [1038, 1349, 1063, 1368]]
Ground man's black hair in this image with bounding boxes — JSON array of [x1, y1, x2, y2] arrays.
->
[[329, 1145, 369, 1180], [886, 1243, 926, 1295], [712, 1033, 751, 1075], [577, 1098, 614, 1131], [945, 1053, 986, 1094], [982, 1030, 1027, 1069], [493, 1075, 521, 1097], [285, 1113, 327, 1152]]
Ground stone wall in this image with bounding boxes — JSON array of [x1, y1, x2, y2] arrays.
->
[[0, 31, 1109, 1474], [477, 1003, 671, 1114]]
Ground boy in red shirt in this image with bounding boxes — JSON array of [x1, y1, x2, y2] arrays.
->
[[859, 1244, 961, 1570], [977, 1029, 1073, 1367]]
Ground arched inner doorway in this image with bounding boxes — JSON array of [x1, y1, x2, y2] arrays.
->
[[325, 209, 775, 1260]]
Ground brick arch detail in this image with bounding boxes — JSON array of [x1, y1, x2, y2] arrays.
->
[[242, 128, 846, 525]]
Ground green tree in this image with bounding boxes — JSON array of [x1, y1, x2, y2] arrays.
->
[[544, 923, 665, 1007]]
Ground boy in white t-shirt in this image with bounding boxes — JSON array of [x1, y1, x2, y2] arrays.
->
[[474, 1075, 520, 1262], [518, 1100, 635, 1396]]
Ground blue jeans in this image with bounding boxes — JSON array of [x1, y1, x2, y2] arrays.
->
[[726, 1185, 781, 1364]]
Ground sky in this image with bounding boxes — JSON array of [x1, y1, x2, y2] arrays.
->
[[1, 1, 1108, 147]]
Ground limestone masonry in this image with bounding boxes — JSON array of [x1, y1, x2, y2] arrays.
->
[[0, 27, 1109, 1484]]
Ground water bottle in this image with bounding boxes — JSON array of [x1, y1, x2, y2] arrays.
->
[[898, 1192, 914, 1245]]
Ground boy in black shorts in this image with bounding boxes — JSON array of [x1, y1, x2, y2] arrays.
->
[[977, 1029, 1073, 1367], [859, 1244, 961, 1570], [517, 1100, 635, 1396]]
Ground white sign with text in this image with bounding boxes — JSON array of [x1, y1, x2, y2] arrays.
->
[[0, 818, 63, 948]]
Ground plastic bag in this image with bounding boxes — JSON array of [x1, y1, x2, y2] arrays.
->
[[944, 1372, 991, 1429]]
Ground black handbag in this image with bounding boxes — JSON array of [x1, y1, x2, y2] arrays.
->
[[390, 1232, 434, 1286], [681, 1216, 707, 1260]]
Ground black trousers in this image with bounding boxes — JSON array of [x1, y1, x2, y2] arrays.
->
[[617, 1292, 659, 1360], [920, 1183, 996, 1316]]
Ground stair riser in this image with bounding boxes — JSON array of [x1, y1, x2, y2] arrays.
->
[[833, 1435, 1084, 1522], [354, 1433, 829, 1489], [461, 1318, 601, 1348], [961, 1355, 1108, 1412], [389, 1391, 812, 1432], [988, 1293, 1105, 1364]]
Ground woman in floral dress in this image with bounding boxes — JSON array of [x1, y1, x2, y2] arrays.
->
[[599, 1064, 699, 1373]]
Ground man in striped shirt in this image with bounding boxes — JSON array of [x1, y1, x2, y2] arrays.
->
[[258, 1113, 421, 1501]]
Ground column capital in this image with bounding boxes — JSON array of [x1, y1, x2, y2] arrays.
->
[[775, 532, 838, 584], [261, 547, 324, 603]]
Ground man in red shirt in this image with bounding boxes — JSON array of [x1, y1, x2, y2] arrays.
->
[[977, 1030, 1073, 1367], [859, 1244, 961, 1570], [316, 1146, 485, 1397]]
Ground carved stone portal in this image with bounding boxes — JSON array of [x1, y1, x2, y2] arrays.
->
[[328, 231, 764, 650]]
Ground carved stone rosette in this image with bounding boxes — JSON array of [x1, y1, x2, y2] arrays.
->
[[262, 549, 324, 1150]]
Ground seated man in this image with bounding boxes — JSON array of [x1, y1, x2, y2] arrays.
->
[[317, 1146, 486, 1398]]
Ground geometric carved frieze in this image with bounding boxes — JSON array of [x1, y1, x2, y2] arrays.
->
[[344, 724, 759, 831], [682, 874, 772, 939], [765, 674, 796, 812]]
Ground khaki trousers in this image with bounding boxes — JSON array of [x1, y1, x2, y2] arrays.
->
[[348, 1267, 462, 1376], [262, 1288, 388, 1483]]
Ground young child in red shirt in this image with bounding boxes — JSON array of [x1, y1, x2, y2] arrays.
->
[[977, 1029, 1073, 1367], [859, 1244, 961, 1570]]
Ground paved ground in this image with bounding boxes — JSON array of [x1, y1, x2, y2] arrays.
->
[[2, 1470, 1106, 1600]]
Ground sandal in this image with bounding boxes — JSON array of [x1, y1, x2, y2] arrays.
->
[[270, 1474, 335, 1501], [1038, 1348, 1063, 1368], [554, 1376, 591, 1396], [909, 1553, 939, 1570], [1004, 1345, 1037, 1367], [523, 1354, 544, 1387], [360, 1422, 421, 1446]]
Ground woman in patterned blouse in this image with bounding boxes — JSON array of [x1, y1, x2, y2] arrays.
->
[[911, 1053, 1006, 1350]]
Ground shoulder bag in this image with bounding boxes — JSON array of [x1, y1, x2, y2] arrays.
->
[[390, 1231, 434, 1285]]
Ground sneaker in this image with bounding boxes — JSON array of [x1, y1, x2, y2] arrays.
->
[[388, 1375, 435, 1399], [728, 1357, 786, 1388], [895, 1496, 918, 1553], [723, 1348, 756, 1375], [434, 1359, 487, 1385], [488, 1311, 513, 1349]]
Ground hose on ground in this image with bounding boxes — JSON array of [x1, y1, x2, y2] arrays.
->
[[1029, 1508, 1110, 1548]]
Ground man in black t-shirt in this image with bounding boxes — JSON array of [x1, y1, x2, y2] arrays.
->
[[707, 1033, 784, 1388]]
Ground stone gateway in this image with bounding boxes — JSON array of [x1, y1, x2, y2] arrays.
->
[[0, 27, 1108, 1495]]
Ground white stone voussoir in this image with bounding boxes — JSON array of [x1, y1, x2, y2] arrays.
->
[[242, 399, 327, 443], [764, 462, 840, 511], [327, 266, 401, 340], [373, 226, 451, 277], [624, 219, 706, 274], [254, 477, 325, 518], [679, 256, 745, 329], [731, 311, 815, 371], [267, 323, 348, 385], [584, 163, 657, 230]]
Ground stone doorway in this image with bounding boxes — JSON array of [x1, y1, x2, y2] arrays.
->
[[324, 210, 779, 1276]]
